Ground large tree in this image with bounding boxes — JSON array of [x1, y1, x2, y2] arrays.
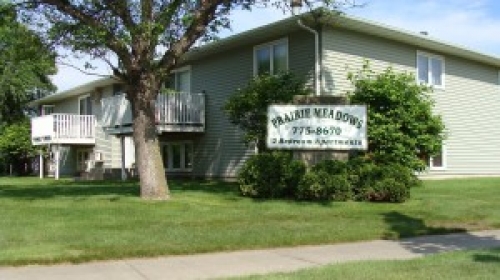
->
[[15, 0, 349, 199], [0, 2, 56, 126]]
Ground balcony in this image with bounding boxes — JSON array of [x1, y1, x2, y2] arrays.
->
[[31, 114, 96, 145], [101, 93, 205, 134]]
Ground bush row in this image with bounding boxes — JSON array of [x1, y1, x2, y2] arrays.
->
[[237, 152, 420, 203]]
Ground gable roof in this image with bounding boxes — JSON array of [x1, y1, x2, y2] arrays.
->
[[33, 11, 500, 105], [328, 14, 500, 68], [186, 11, 500, 67], [30, 76, 117, 106]]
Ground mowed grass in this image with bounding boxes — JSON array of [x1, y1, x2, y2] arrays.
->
[[1, 177, 500, 265], [232, 248, 500, 280]]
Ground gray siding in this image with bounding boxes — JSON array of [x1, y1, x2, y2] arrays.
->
[[52, 95, 79, 114], [432, 56, 500, 175], [188, 30, 315, 177], [322, 27, 414, 95], [93, 87, 122, 171], [322, 26, 500, 176], [47, 86, 121, 177]]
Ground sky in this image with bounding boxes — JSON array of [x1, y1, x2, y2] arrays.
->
[[51, 0, 500, 92]]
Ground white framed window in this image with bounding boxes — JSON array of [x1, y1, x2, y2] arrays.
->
[[161, 141, 193, 171], [417, 51, 445, 88], [254, 38, 288, 76], [78, 94, 93, 115], [41, 105, 54, 116], [429, 144, 447, 170], [164, 66, 191, 93]]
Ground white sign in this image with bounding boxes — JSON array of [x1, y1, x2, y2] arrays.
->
[[267, 105, 367, 150]]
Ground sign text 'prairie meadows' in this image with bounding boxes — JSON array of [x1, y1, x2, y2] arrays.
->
[[267, 105, 368, 150]]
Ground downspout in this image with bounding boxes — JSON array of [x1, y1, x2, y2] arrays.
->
[[296, 19, 320, 96]]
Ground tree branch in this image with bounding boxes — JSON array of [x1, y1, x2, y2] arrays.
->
[[157, 0, 226, 77], [34, 0, 133, 70], [56, 60, 117, 80], [103, 0, 136, 30]]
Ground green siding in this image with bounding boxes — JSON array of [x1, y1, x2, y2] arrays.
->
[[431, 56, 500, 175], [322, 27, 414, 95], [322, 26, 500, 176], [189, 30, 315, 177]]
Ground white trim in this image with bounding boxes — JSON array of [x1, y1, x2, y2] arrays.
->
[[417, 51, 445, 89], [253, 38, 289, 76], [429, 144, 447, 171]]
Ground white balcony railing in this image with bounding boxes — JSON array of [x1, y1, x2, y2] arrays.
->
[[31, 114, 96, 145], [101, 93, 205, 134]]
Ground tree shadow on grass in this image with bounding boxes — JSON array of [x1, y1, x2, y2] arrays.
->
[[0, 178, 239, 200], [169, 179, 239, 195], [473, 248, 500, 263], [382, 211, 466, 240], [382, 211, 500, 257], [0, 180, 140, 200]]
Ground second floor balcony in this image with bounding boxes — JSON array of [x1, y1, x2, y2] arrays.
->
[[101, 93, 205, 134], [31, 114, 96, 145]]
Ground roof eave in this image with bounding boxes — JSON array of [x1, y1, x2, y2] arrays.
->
[[29, 76, 117, 106], [328, 15, 500, 68]]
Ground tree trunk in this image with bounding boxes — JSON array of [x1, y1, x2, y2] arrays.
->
[[128, 75, 169, 200]]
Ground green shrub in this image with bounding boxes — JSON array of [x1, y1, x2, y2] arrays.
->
[[238, 152, 306, 198], [296, 171, 328, 201], [348, 158, 415, 202], [297, 170, 352, 201], [311, 159, 348, 174], [368, 178, 409, 203]]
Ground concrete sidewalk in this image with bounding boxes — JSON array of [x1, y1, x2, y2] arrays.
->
[[1, 230, 500, 280]]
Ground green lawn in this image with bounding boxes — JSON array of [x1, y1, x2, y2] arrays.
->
[[232, 248, 500, 280], [1, 177, 500, 265]]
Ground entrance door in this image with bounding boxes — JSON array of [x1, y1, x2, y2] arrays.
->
[[76, 149, 93, 172]]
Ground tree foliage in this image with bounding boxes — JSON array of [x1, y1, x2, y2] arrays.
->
[[0, 119, 38, 175], [348, 63, 445, 171], [224, 73, 312, 151], [0, 2, 56, 125]]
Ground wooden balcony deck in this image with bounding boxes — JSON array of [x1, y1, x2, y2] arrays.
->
[[31, 114, 96, 145], [101, 93, 205, 134]]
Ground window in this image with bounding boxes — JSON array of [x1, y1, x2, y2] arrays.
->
[[78, 95, 92, 115], [161, 142, 193, 171], [165, 67, 191, 93], [417, 52, 444, 88], [76, 149, 93, 172], [429, 145, 446, 170], [254, 39, 288, 75], [41, 105, 54, 116]]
